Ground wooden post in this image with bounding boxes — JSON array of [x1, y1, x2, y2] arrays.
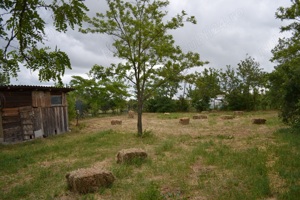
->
[[0, 110, 3, 142]]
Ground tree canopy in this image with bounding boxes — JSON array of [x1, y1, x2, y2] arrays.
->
[[187, 68, 221, 111], [82, 0, 206, 135], [0, 0, 88, 83], [270, 1, 300, 126], [69, 65, 129, 116]]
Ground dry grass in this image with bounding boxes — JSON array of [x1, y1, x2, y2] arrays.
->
[[1, 110, 297, 200], [78, 111, 282, 149]]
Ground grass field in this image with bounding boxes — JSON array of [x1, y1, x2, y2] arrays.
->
[[1, 111, 300, 200]]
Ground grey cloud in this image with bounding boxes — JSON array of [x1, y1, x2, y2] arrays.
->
[[12, 0, 292, 85]]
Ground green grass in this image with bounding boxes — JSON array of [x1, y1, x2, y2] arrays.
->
[[0, 111, 299, 199], [272, 128, 300, 199]]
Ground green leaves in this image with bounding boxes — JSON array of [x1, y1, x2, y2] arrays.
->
[[30, 48, 71, 84], [187, 68, 221, 111], [1, 0, 88, 83], [69, 65, 129, 115], [270, 1, 300, 126], [82, 0, 205, 134]]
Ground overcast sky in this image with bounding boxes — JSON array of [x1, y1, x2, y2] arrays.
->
[[12, 0, 292, 86]]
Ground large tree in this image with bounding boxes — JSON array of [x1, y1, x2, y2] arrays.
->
[[0, 0, 88, 83], [83, 0, 206, 136], [270, 1, 300, 125]]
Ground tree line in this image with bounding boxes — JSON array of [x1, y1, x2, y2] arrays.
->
[[1, 0, 300, 135], [67, 54, 271, 115]]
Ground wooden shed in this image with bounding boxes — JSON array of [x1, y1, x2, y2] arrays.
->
[[0, 85, 74, 143]]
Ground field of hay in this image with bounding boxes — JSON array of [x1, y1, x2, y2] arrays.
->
[[1, 111, 300, 200]]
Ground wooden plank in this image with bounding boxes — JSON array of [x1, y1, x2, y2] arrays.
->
[[62, 93, 67, 106], [44, 92, 51, 107], [2, 108, 19, 117], [3, 122, 20, 129], [2, 112, 18, 117], [3, 108, 19, 112], [3, 127, 21, 134], [2, 110, 19, 117], [2, 116, 20, 123], [0, 111, 3, 139], [19, 106, 32, 112], [32, 91, 51, 108], [2, 91, 32, 108], [33, 108, 42, 130], [21, 120, 33, 125]]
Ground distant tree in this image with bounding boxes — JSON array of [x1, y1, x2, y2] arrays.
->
[[270, 1, 300, 126], [69, 76, 102, 116], [176, 95, 190, 112], [187, 68, 220, 111], [220, 56, 266, 111], [70, 65, 129, 116], [82, 0, 206, 136], [0, 0, 88, 83], [219, 65, 240, 95], [145, 96, 176, 113], [236, 55, 266, 110], [88, 65, 129, 113], [144, 76, 181, 113], [67, 92, 77, 121]]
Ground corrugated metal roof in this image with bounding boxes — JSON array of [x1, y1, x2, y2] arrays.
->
[[0, 85, 74, 92]]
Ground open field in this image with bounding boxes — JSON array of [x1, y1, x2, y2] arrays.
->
[[1, 111, 300, 200]]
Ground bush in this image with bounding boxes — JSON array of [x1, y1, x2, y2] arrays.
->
[[144, 97, 176, 113]]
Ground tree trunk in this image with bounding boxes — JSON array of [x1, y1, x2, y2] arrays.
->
[[137, 98, 143, 136]]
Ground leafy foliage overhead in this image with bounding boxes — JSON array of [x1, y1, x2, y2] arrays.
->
[[0, 0, 88, 83]]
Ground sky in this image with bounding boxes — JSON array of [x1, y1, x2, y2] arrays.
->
[[11, 0, 292, 86]]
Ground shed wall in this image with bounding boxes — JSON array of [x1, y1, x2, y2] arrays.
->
[[0, 90, 70, 143], [1, 91, 32, 108], [33, 106, 69, 137], [32, 91, 51, 107]]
